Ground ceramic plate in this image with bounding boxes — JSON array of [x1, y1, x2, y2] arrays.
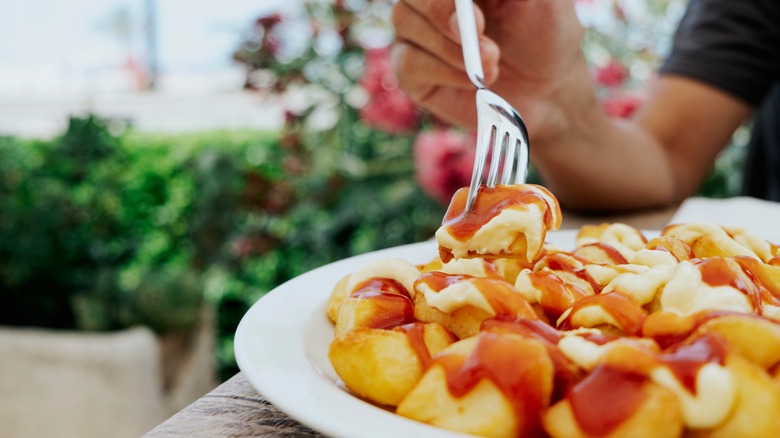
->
[[235, 230, 583, 438]]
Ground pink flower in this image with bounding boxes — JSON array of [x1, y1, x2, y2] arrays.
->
[[601, 94, 643, 119], [256, 13, 283, 29], [414, 128, 476, 205], [595, 60, 628, 87], [359, 47, 420, 134]]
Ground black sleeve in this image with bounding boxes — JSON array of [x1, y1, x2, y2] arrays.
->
[[660, 0, 780, 106]]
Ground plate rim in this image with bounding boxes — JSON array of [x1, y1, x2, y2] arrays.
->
[[234, 229, 600, 437]]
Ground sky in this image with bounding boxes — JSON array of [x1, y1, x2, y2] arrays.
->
[[0, 0, 294, 96]]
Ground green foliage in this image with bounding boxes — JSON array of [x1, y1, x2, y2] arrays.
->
[[0, 115, 446, 380]]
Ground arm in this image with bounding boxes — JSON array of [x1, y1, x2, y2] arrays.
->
[[392, 0, 753, 212], [534, 75, 752, 211]]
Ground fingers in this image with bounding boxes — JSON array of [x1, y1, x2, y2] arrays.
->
[[391, 44, 478, 128], [392, 0, 499, 82], [392, 43, 472, 93], [393, 1, 464, 73]]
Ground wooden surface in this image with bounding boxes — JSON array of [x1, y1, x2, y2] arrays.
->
[[145, 205, 679, 438], [145, 373, 320, 437]]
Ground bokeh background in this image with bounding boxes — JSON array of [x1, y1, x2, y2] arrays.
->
[[0, 0, 747, 435]]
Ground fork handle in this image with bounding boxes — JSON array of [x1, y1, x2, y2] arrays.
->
[[454, 0, 485, 89]]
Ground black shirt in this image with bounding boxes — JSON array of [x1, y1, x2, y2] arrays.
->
[[659, 0, 780, 200]]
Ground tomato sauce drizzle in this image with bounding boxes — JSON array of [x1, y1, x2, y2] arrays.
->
[[568, 365, 647, 437], [642, 309, 758, 349], [416, 271, 538, 320], [415, 271, 471, 293], [576, 242, 629, 265], [393, 323, 433, 368], [350, 277, 416, 330], [696, 257, 765, 314], [659, 333, 728, 394], [528, 271, 590, 319], [482, 318, 582, 402], [352, 277, 411, 299], [441, 185, 555, 241], [566, 365, 647, 437], [733, 256, 780, 309], [567, 333, 727, 436], [558, 292, 646, 336], [434, 332, 549, 437], [537, 253, 603, 293]]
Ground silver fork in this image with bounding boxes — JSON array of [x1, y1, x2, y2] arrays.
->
[[454, 0, 530, 212]]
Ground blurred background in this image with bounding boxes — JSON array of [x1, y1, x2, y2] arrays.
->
[[0, 0, 747, 436], [0, 0, 289, 135]]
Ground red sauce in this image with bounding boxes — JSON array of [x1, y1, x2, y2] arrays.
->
[[577, 331, 620, 346], [479, 318, 582, 402], [481, 259, 502, 278], [558, 292, 646, 336], [349, 290, 415, 330], [646, 236, 694, 261], [575, 242, 629, 265], [441, 185, 559, 241], [643, 310, 756, 349], [659, 333, 728, 394], [568, 365, 648, 437], [434, 332, 549, 437], [567, 334, 728, 434], [697, 257, 764, 313], [393, 323, 433, 368], [538, 253, 603, 293], [415, 271, 471, 293], [528, 271, 590, 319], [734, 256, 780, 309], [417, 272, 538, 320], [481, 317, 563, 344], [352, 277, 411, 299], [476, 279, 539, 320]]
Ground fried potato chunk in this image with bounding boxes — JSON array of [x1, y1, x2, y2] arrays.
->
[[413, 272, 537, 339], [328, 322, 454, 407], [543, 379, 683, 438], [693, 315, 780, 369], [327, 258, 422, 335], [397, 333, 553, 438], [575, 223, 648, 262], [686, 355, 780, 438], [435, 184, 561, 264], [334, 291, 414, 337]]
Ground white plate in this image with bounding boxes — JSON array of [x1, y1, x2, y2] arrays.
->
[[234, 230, 583, 438]]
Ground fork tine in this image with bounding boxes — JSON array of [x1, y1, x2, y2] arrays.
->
[[500, 134, 518, 185], [486, 130, 507, 187], [465, 121, 494, 211], [513, 136, 529, 184]]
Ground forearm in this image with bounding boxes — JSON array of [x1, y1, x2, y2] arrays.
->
[[526, 64, 679, 212], [532, 111, 678, 212], [530, 76, 752, 213]]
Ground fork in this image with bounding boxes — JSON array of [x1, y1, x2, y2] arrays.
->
[[454, 0, 530, 212]]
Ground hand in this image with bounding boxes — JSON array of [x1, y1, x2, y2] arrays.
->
[[392, 0, 587, 142]]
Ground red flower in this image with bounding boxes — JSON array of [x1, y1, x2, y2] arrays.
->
[[358, 47, 421, 134], [601, 94, 643, 119], [414, 128, 476, 205], [595, 60, 628, 87], [256, 13, 283, 29]]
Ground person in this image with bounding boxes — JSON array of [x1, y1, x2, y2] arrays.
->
[[390, 0, 780, 212]]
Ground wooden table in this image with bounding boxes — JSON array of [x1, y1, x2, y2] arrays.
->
[[145, 205, 678, 437]]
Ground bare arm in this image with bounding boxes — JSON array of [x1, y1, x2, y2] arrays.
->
[[533, 75, 752, 211], [392, 0, 753, 212]]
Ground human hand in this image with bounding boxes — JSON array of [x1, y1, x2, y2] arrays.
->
[[392, 0, 588, 141]]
